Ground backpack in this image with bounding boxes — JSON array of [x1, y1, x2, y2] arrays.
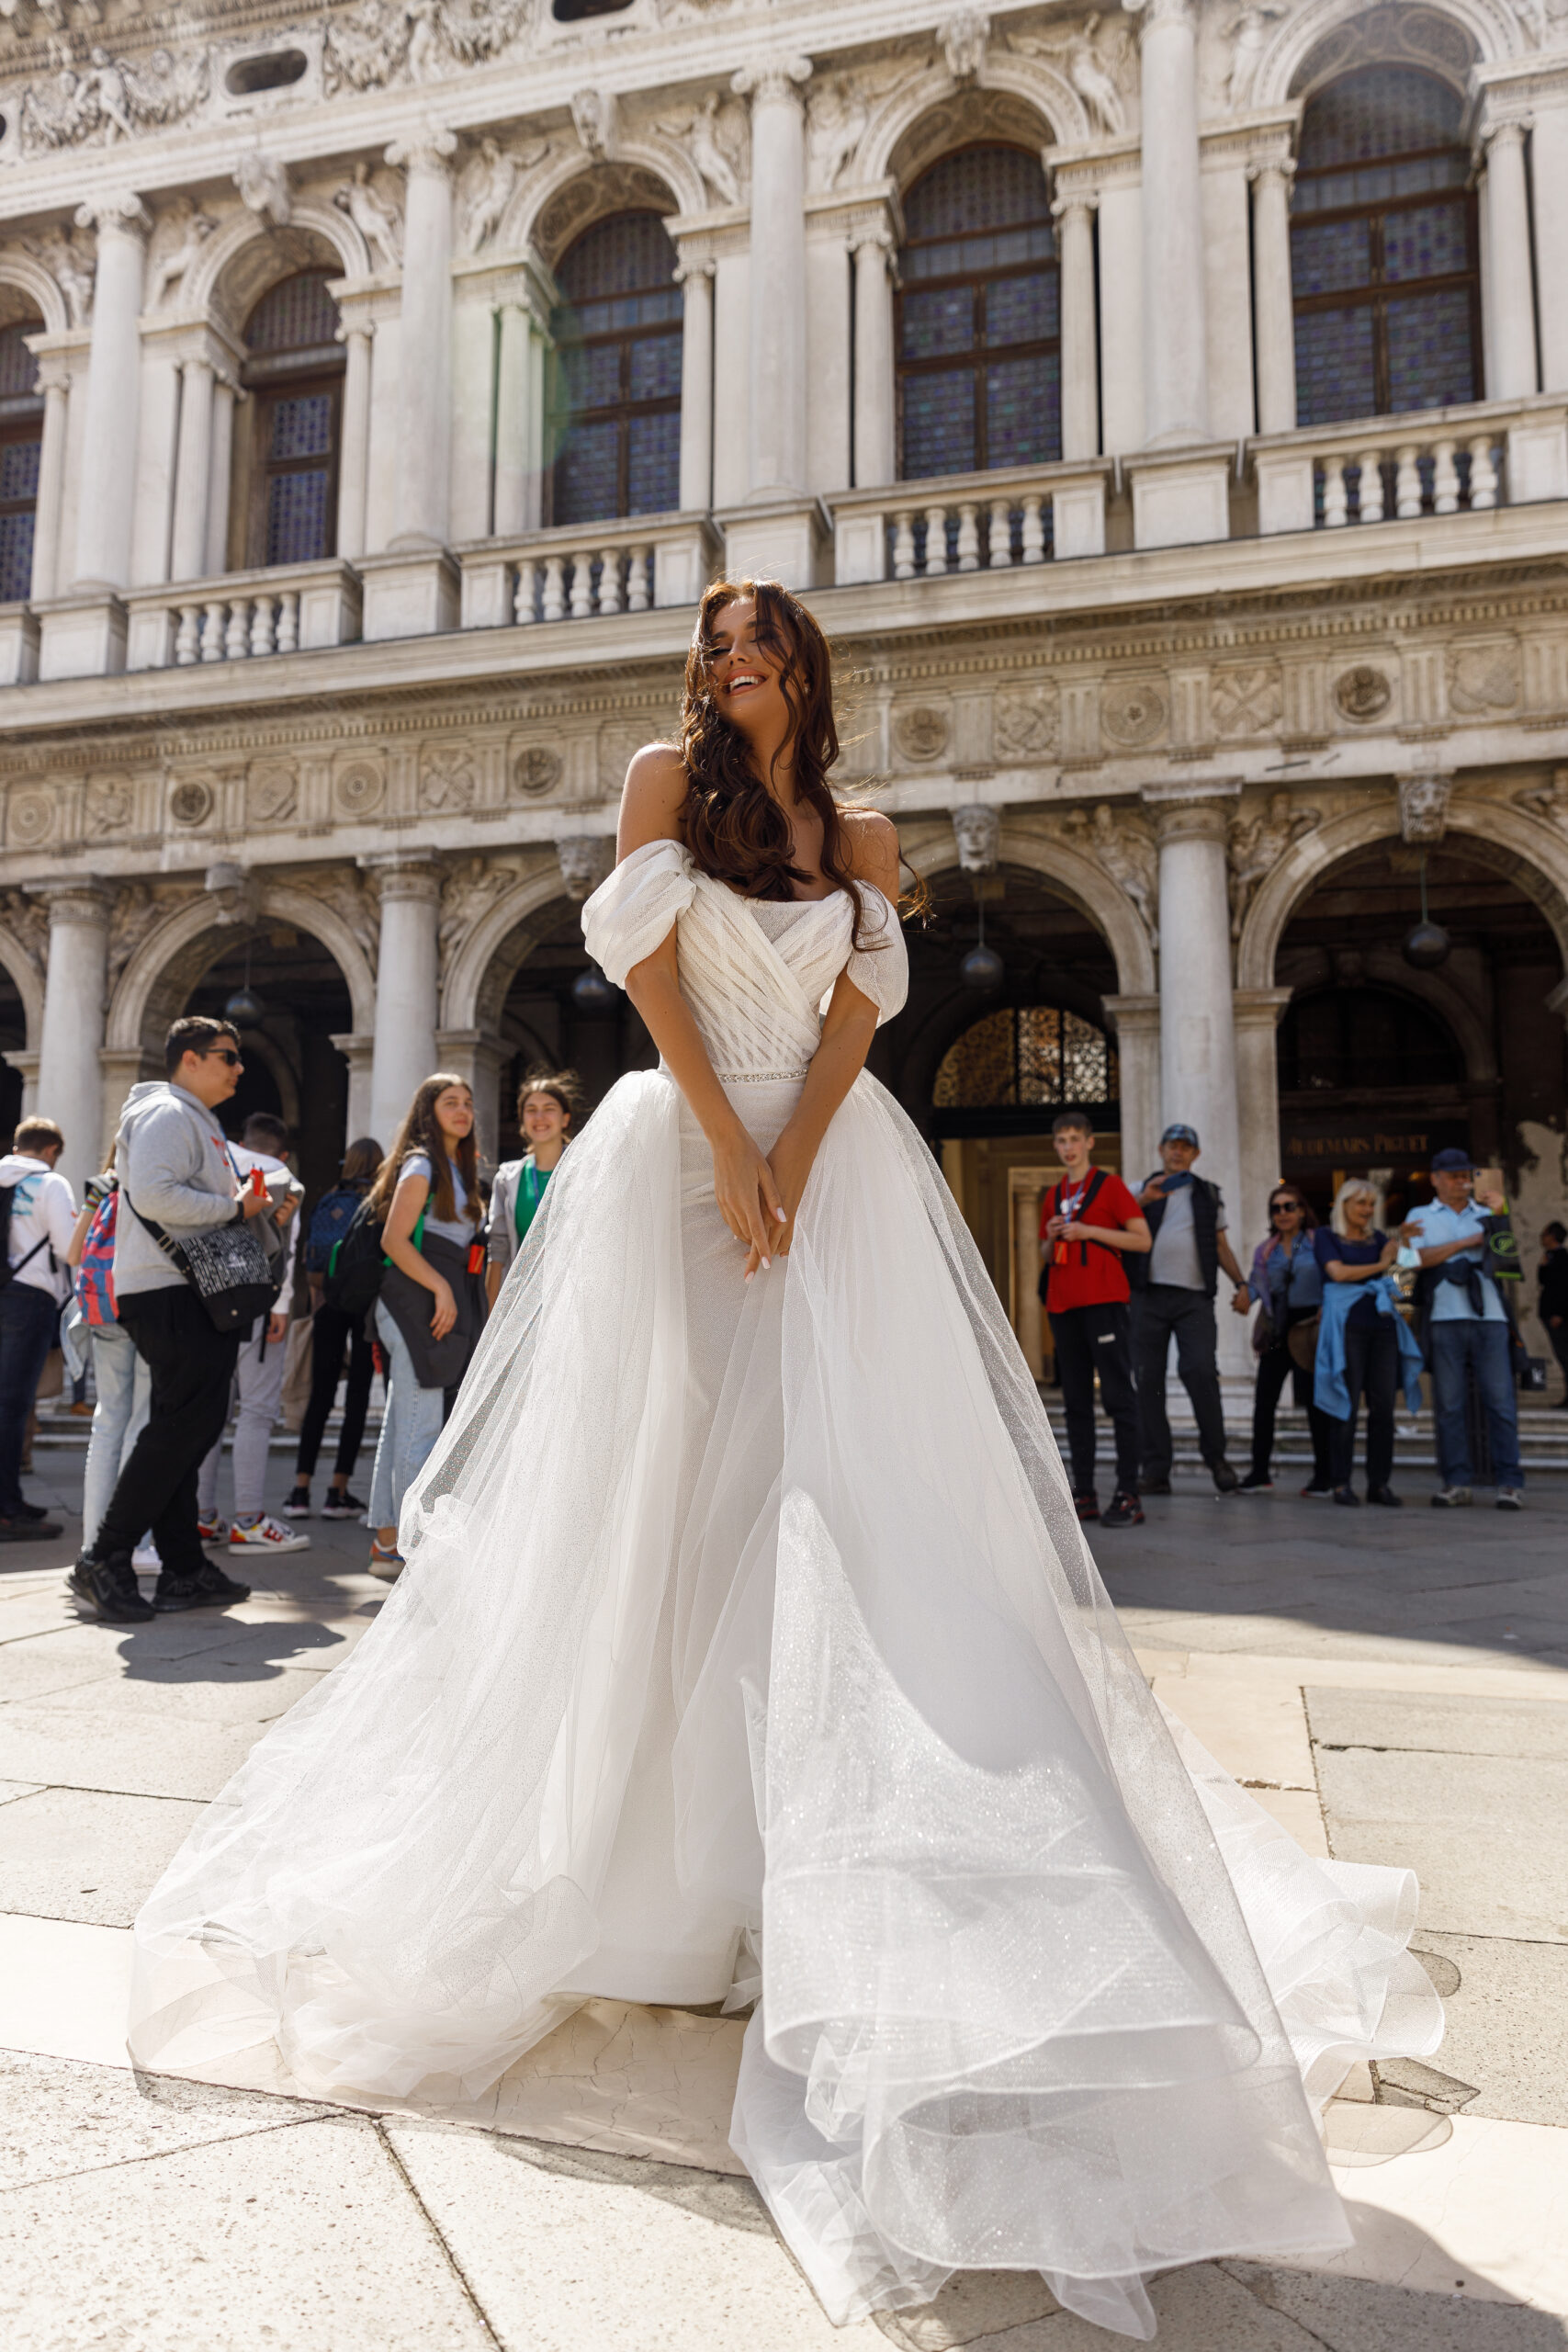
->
[[0, 1170, 52, 1295], [322, 1192, 390, 1317], [74, 1184, 119, 1327], [305, 1182, 367, 1275]]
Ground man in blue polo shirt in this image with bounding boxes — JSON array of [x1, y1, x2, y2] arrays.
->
[[1406, 1147, 1522, 1510]]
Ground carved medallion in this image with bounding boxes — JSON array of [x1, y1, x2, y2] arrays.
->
[[334, 760, 385, 817], [170, 779, 214, 826], [893, 707, 949, 762], [512, 747, 563, 798], [1100, 677, 1168, 749], [8, 790, 53, 848], [1335, 665, 1393, 722], [247, 763, 298, 825]]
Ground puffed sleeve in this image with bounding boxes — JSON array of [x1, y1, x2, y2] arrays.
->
[[838, 888, 908, 1027], [581, 840, 697, 987]]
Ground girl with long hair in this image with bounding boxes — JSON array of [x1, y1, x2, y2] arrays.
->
[[364, 1076, 485, 1577], [132, 582, 1442, 2339], [1235, 1182, 1335, 1496], [285, 1136, 384, 1523], [486, 1067, 581, 1307]]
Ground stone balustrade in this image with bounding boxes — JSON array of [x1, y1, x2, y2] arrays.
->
[[457, 514, 723, 631], [829, 460, 1113, 587], [123, 560, 363, 674], [1251, 395, 1568, 537]]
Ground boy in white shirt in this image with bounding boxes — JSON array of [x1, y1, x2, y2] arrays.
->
[[195, 1112, 309, 1555], [0, 1116, 76, 1541]]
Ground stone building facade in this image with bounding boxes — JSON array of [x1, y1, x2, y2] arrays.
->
[[0, 0, 1563, 1372]]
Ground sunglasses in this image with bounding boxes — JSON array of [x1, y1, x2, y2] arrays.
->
[[202, 1048, 243, 1069], [1269, 1201, 1301, 1216]]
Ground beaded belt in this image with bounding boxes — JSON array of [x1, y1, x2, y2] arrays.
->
[[716, 1068, 810, 1083]]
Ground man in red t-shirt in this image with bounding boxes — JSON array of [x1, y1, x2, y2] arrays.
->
[[1039, 1109, 1151, 1528]]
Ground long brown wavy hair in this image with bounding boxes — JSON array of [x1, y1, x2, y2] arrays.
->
[[680, 578, 882, 947], [367, 1073, 482, 1227]]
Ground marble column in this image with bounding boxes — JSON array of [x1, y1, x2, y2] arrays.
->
[[1132, 0, 1208, 446], [1249, 161, 1297, 435], [30, 882, 109, 1197], [493, 304, 530, 536], [1144, 782, 1247, 1368], [734, 56, 811, 495], [852, 230, 897, 488], [170, 355, 215, 582], [1481, 120, 1539, 401], [1102, 993, 1162, 1198], [387, 130, 457, 548], [330, 1031, 377, 1148], [676, 258, 716, 512], [205, 379, 236, 578], [1233, 987, 1293, 1300], [72, 195, 151, 591], [1055, 197, 1100, 460], [27, 356, 70, 604], [336, 322, 373, 560], [364, 860, 441, 1148]]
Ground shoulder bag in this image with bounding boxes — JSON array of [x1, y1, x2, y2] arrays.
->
[[123, 1191, 278, 1334]]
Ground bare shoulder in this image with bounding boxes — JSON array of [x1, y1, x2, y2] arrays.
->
[[617, 742, 688, 858], [839, 805, 901, 899]]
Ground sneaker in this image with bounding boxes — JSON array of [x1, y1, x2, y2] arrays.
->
[[197, 1513, 228, 1544], [321, 1489, 369, 1521], [67, 1552, 153, 1624], [1300, 1481, 1333, 1499], [1101, 1488, 1145, 1528], [1332, 1484, 1361, 1507], [130, 1542, 162, 1572], [1073, 1490, 1100, 1523], [1367, 1486, 1404, 1508], [12, 1499, 54, 1521], [1495, 1487, 1525, 1511], [367, 1539, 403, 1582], [153, 1557, 253, 1613], [1211, 1460, 1241, 1496], [1431, 1487, 1473, 1508], [228, 1514, 310, 1555], [1236, 1471, 1273, 1492], [0, 1515, 62, 1542], [1138, 1476, 1172, 1497], [282, 1487, 312, 1519]]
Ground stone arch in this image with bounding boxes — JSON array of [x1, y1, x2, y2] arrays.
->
[[1285, 954, 1497, 1088], [0, 931, 42, 1046], [1252, 0, 1511, 113], [0, 255, 66, 338], [106, 881, 377, 1059], [864, 67, 1088, 190], [187, 201, 368, 335], [1237, 799, 1568, 992], [440, 866, 575, 1035], [903, 815, 1157, 997], [513, 153, 691, 274]]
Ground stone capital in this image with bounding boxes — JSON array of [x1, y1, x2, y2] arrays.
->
[[1124, 0, 1195, 29], [1051, 191, 1099, 223], [672, 252, 717, 286], [1101, 991, 1162, 1037], [359, 853, 443, 903], [386, 127, 457, 178], [1246, 156, 1295, 188], [25, 878, 111, 929], [74, 191, 151, 241], [732, 55, 813, 106], [1141, 778, 1242, 846], [1231, 985, 1294, 1032], [1479, 115, 1531, 154]]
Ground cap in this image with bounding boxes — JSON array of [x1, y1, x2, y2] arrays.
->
[[1161, 1123, 1200, 1148], [1430, 1146, 1473, 1174]]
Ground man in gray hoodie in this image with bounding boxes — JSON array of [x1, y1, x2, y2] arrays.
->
[[68, 1016, 274, 1625]]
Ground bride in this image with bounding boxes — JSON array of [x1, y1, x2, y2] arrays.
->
[[130, 580, 1441, 2341]]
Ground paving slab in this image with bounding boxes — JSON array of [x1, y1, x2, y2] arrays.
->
[[0, 1699, 269, 1803], [874, 2270, 1061, 2349], [1227, 2260, 1568, 2350], [1149, 1669, 1314, 1790], [962, 2261, 1323, 2349], [385, 2117, 885, 2351], [1313, 1747, 1568, 1939], [1306, 1687, 1568, 1760], [0, 2108, 491, 2352], [1411, 1933, 1568, 2129], [31, 1657, 329, 1728], [0, 1785, 205, 1928], [0, 2045, 331, 2190], [0, 1913, 135, 2068]]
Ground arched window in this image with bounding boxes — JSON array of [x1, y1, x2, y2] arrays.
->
[[242, 271, 344, 567], [1292, 66, 1480, 426], [549, 212, 682, 526], [1277, 987, 1463, 1093], [0, 320, 42, 604], [934, 1005, 1117, 1110], [897, 145, 1059, 481]]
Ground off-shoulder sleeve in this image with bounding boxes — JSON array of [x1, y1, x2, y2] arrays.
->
[[837, 888, 908, 1027], [581, 840, 697, 986]]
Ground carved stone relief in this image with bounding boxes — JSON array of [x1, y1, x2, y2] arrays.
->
[[894, 707, 950, 763], [556, 834, 615, 900], [1450, 639, 1522, 716], [7, 788, 53, 851], [1211, 665, 1282, 738], [334, 757, 386, 818], [599, 721, 653, 795], [85, 775, 134, 837], [107, 882, 169, 994], [0, 888, 48, 974], [1335, 664, 1393, 722], [1010, 13, 1138, 135], [247, 762, 298, 825], [333, 163, 403, 273], [1399, 773, 1451, 843], [1292, 6, 1478, 101], [1100, 677, 1168, 750], [536, 165, 676, 267], [457, 136, 547, 254], [1515, 770, 1568, 825], [993, 685, 1059, 763], [23, 226, 96, 330], [145, 198, 218, 311], [940, 8, 992, 84], [806, 78, 870, 191], [1226, 791, 1321, 937], [438, 854, 518, 971], [321, 0, 533, 99], [1065, 802, 1159, 943], [169, 778, 215, 827], [298, 866, 381, 972], [951, 805, 1000, 872], [511, 747, 564, 799], [419, 747, 477, 813], [15, 44, 209, 155]]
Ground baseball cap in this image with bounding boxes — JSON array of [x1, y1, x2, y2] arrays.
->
[[1430, 1146, 1473, 1173], [1161, 1123, 1200, 1148]]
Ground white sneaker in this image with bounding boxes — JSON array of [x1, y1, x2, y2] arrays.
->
[[229, 1513, 311, 1555], [130, 1542, 161, 1573]]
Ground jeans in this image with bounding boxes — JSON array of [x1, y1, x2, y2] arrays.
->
[[368, 1300, 446, 1535], [197, 1317, 288, 1523], [1429, 1317, 1522, 1488], [1132, 1284, 1230, 1478], [81, 1322, 152, 1552], [1049, 1301, 1140, 1496], [0, 1280, 59, 1516], [295, 1306, 375, 1483], [1249, 1328, 1333, 1488], [94, 1287, 241, 1577], [1328, 1317, 1400, 1491]]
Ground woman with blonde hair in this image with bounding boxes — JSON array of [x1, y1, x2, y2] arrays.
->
[[486, 1067, 581, 1307], [363, 1075, 486, 1577], [1314, 1178, 1418, 1507]]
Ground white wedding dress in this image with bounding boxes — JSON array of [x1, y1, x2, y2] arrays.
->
[[130, 841, 1442, 2340]]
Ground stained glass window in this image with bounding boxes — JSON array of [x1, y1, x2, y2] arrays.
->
[[0, 321, 44, 603], [933, 1007, 1117, 1108], [0, 324, 39, 401], [243, 271, 344, 570], [897, 146, 1060, 481], [1292, 67, 1479, 424], [550, 212, 682, 526]]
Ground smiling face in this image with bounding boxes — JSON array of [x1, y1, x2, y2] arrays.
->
[[703, 596, 788, 744], [1342, 1188, 1376, 1236], [521, 1091, 567, 1151], [432, 1082, 474, 1148]]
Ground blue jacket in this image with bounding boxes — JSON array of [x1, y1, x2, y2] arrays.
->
[[1314, 1274, 1425, 1420]]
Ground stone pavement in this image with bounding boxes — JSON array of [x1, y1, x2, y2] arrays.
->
[[1, 1451, 1566, 2352]]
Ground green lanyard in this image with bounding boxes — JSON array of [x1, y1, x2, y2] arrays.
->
[[515, 1159, 548, 1243]]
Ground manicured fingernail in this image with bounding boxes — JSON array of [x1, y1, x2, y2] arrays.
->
[[744, 1270, 753, 1283], [761, 1256, 771, 1270], [775, 1206, 786, 1221]]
